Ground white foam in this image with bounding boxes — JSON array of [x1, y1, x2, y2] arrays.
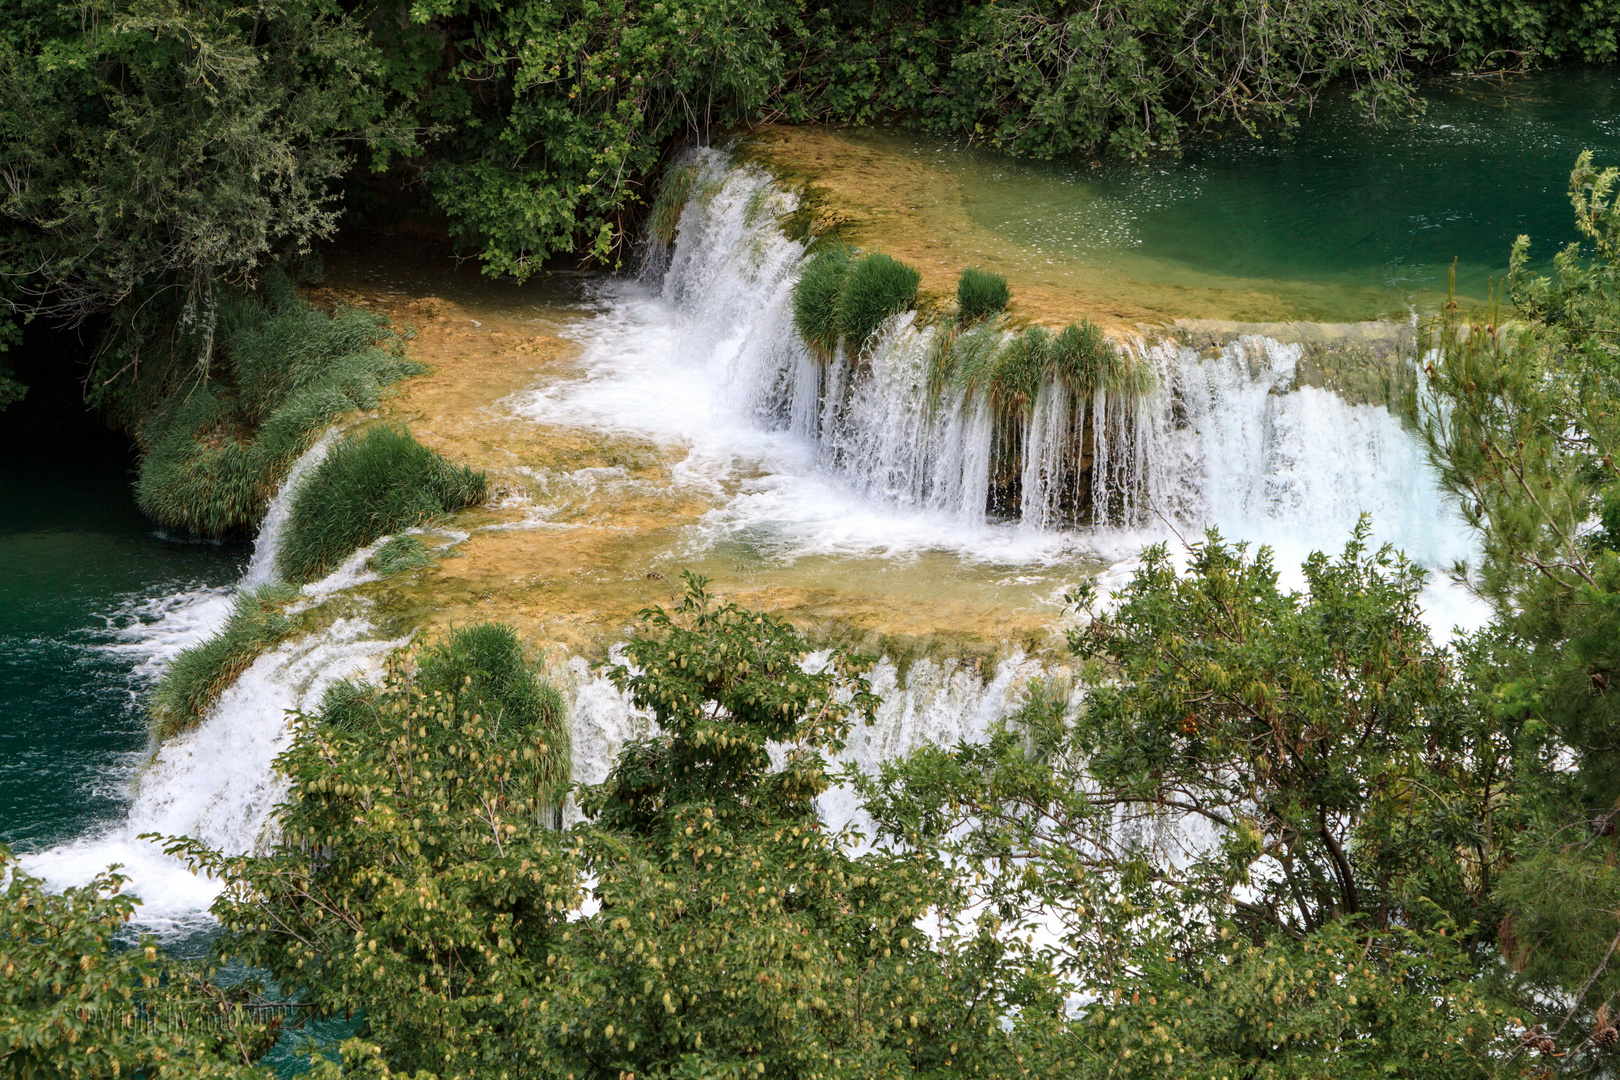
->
[[22, 619, 406, 935], [509, 153, 1483, 615]]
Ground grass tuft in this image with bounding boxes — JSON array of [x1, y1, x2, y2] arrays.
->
[[649, 164, 698, 247], [279, 426, 487, 584], [956, 267, 1011, 323], [149, 585, 298, 738], [835, 252, 921, 357], [792, 243, 853, 360], [368, 534, 434, 576]]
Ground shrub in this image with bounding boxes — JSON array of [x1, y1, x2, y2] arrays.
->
[[835, 251, 921, 357], [956, 266, 1010, 323], [149, 585, 297, 738], [316, 623, 570, 805], [278, 426, 487, 584], [791, 242, 852, 360], [132, 285, 422, 539], [0, 846, 274, 1078]]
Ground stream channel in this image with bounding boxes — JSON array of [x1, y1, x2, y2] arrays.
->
[[4, 70, 1616, 994]]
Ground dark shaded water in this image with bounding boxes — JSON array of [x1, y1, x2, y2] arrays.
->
[[0, 414, 242, 853]]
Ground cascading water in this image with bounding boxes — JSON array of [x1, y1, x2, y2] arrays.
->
[[521, 151, 1475, 574], [21, 436, 404, 935]]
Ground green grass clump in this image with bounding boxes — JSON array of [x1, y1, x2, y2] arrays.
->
[[939, 318, 1149, 418], [149, 585, 297, 738], [132, 275, 423, 538], [649, 164, 698, 247], [956, 267, 1011, 323], [279, 426, 487, 584], [835, 252, 921, 357], [318, 623, 571, 806], [369, 533, 434, 576], [792, 243, 853, 360]]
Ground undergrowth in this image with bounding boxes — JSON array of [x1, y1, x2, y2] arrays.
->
[[279, 425, 487, 584], [149, 585, 298, 738], [127, 271, 422, 538]]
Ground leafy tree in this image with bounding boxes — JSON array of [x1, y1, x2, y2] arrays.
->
[[859, 526, 1529, 1070], [170, 592, 1047, 1078], [0, 845, 275, 1079], [0, 0, 406, 358], [1421, 152, 1620, 1046]]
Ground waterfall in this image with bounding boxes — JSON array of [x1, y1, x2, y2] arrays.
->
[[521, 152, 1474, 574], [242, 428, 339, 587], [20, 432, 402, 936]]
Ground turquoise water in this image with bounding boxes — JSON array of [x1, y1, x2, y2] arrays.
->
[[863, 67, 1620, 320], [0, 429, 243, 853]]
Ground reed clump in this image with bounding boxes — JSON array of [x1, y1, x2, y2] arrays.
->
[[134, 274, 421, 538], [278, 426, 487, 584], [939, 318, 1149, 416], [149, 584, 298, 738], [792, 243, 853, 360], [649, 164, 698, 247], [792, 245, 920, 360], [956, 267, 1011, 323]]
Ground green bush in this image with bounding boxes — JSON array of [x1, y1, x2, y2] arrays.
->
[[955, 266, 1011, 323], [835, 251, 921, 357], [149, 585, 297, 738], [132, 283, 422, 538], [791, 242, 853, 360], [317, 623, 570, 804], [278, 425, 487, 583]]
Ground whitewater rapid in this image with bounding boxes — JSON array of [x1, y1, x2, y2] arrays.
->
[[515, 149, 1484, 627], [20, 439, 406, 936]]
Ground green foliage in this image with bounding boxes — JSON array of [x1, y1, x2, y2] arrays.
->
[[279, 425, 487, 583], [1072, 920, 1511, 1078], [835, 252, 921, 358], [650, 164, 699, 248], [127, 280, 421, 538], [170, 591, 1049, 1079], [367, 533, 434, 576], [0, 317, 22, 411], [940, 317, 1145, 418], [0, 845, 271, 1079], [0, 0, 406, 334], [1421, 154, 1620, 1042], [148, 585, 297, 739], [955, 267, 1010, 324], [791, 243, 853, 360], [864, 525, 1517, 965]]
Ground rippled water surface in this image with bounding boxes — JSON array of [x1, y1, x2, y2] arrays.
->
[[857, 67, 1620, 319], [0, 435, 243, 851]]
